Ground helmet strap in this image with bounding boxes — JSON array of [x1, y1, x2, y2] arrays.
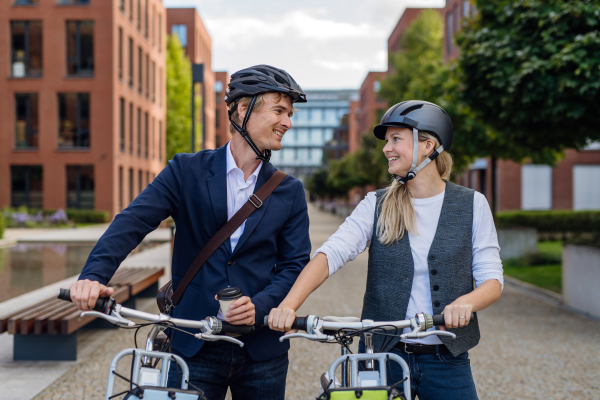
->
[[228, 95, 271, 163], [393, 128, 444, 185]]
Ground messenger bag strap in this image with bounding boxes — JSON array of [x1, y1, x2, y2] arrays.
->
[[171, 170, 288, 306]]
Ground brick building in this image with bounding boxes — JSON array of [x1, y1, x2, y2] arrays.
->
[[166, 8, 216, 150], [0, 0, 167, 218], [214, 70, 230, 148]]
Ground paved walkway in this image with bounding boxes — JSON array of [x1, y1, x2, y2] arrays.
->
[[11, 204, 600, 399]]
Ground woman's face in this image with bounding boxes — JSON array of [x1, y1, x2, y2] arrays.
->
[[382, 127, 417, 176]]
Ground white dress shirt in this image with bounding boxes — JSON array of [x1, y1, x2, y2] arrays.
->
[[314, 190, 504, 344], [225, 142, 263, 252]]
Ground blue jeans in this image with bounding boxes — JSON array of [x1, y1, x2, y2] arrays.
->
[[167, 341, 288, 400], [359, 343, 478, 400]]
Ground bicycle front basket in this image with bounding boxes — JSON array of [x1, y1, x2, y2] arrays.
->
[[127, 386, 207, 400]]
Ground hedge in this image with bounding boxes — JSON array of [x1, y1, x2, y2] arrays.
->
[[0, 211, 5, 239], [496, 210, 600, 234], [65, 209, 110, 223]]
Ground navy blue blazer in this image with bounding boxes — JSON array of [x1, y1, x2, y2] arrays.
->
[[79, 145, 311, 361]]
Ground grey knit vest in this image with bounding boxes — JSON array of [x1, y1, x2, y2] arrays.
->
[[360, 181, 480, 357]]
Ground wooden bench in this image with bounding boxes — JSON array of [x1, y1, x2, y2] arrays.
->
[[0, 267, 164, 361]]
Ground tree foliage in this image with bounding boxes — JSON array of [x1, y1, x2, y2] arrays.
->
[[457, 0, 600, 163], [166, 34, 201, 161]]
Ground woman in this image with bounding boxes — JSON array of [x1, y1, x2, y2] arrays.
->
[[269, 100, 503, 400]]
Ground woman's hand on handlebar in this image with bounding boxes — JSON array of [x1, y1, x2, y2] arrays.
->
[[268, 307, 298, 333], [70, 279, 114, 311], [440, 299, 473, 330]]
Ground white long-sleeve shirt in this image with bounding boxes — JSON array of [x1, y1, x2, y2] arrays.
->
[[314, 190, 503, 344]]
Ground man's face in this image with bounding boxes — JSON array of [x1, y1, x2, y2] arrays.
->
[[239, 93, 293, 152]]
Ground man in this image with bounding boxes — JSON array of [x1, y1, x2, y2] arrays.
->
[[71, 65, 311, 400]]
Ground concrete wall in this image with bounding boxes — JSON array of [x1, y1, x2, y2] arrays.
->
[[497, 228, 537, 260], [563, 244, 600, 319]]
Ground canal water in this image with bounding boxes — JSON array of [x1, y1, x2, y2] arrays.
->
[[0, 242, 161, 302]]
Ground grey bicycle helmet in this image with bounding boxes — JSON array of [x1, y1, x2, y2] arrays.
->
[[374, 100, 453, 184], [225, 65, 306, 162]]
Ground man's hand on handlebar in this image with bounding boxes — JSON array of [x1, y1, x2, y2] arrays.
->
[[70, 279, 115, 311], [268, 307, 298, 333]]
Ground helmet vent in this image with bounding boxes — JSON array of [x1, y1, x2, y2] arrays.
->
[[399, 104, 423, 116], [273, 74, 288, 85], [254, 68, 271, 76]]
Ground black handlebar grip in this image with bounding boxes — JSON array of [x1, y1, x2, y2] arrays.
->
[[292, 316, 308, 331], [57, 288, 115, 314], [219, 322, 255, 335], [432, 314, 446, 326]]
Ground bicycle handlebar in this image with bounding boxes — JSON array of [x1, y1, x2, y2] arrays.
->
[[432, 314, 446, 326], [57, 288, 255, 335]]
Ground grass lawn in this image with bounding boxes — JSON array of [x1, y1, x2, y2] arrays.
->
[[503, 241, 563, 294]]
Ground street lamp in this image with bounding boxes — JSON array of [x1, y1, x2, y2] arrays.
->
[[191, 63, 205, 152]]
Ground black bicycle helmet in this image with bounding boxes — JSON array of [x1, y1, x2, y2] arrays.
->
[[225, 65, 307, 105], [374, 100, 453, 184], [225, 65, 306, 163]]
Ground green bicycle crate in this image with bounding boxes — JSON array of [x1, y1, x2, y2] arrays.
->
[[326, 388, 404, 400]]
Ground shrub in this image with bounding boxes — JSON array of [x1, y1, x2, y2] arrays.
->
[[0, 211, 5, 239], [496, 210, 600, 235], [65, 209, 110, 224]]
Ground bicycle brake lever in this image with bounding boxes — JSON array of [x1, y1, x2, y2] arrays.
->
[[81, 311, 135, 327], [279, 333, 336, 343], [401, 330, 456, 340], [194, 333, 244, 347]]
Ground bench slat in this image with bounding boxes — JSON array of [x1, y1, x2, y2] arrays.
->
[[130, 269, 164, 296], [8, 299, 63, 334], [21, 301, 73, 334], [34, 303, 75, 334], [1, 298, 54, 333]]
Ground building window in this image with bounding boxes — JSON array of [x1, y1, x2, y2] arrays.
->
[[128, 37, 133, 87], [144, 112, 149, 159], [66, 165, 94, 210], [151, 60, 155, 102], [172, 24, 187, 48], [463, 1, 470, 17], [453, 4, 460, 32], [446, 12, 453, 55], [138, 170, 142, 194], [129, 102, 134, 154], [151, 117, 155, 158], [11, 165, 43, 208], [152, 5, 155, 45], [159, 68, 162, 106], [145, 54, 149, 99], [521, 165, 552, 210], [215, 108, 220, 130], [144, 0, 148, 38], [129, 168, 134, 203], [138, 46, 142, 94], [58, 93, 90, 148], [119, 97, 125, 152], [118, 28, 123, 81], [120, 0, 125, 13], [66, 21, 94, 75], [573, 165, 600, 210], [58, 0, 90, 4], [129, 0, 133, 22], [14, 0, 39, 4], [137, 108, 142, 157], [146, 171, 149, 187], [158, 14, 162, 52], [119, 166, 123, 211], [15, 93, 39, 148], [158, 120, 162, 160], [137, 0, 141, 31], [10, 21, 42, 77]]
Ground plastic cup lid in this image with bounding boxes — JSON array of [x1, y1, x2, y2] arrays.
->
[[217, 287, 243, 301]]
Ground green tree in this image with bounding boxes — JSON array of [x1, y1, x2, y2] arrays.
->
[[166, 34, 201, 161], [457, 0, 600, 162]]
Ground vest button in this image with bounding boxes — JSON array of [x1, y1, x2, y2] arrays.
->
[[227, 260, 234, 266], [434, 301, 441, 307], [431, 269, 438, 275], [433, 285, 439, 291], [429, 254, 436, 260]]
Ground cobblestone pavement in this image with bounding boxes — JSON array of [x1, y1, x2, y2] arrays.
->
[[34, 205, 600, 399]]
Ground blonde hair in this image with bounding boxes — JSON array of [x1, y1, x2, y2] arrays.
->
[[376, 131, 453, 245], [228, 92, 291, 135]]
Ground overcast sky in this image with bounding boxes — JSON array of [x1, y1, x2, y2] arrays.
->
[[163, 0, 445, 89]]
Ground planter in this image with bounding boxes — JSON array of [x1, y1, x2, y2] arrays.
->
[[563, 244, 600, 319], [497, 227, 537, 260]]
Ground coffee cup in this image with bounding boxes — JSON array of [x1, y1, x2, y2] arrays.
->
[[216, 287, 243, 316]]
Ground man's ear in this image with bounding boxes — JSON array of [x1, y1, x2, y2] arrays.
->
[[237, 102, 247, 121]]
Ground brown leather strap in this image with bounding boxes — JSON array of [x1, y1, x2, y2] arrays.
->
[[171, 170, 288, 306]]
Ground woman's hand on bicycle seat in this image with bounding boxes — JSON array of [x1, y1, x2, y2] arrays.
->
[[268, 307, 298, 333], [70, 279, 115, 311]]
